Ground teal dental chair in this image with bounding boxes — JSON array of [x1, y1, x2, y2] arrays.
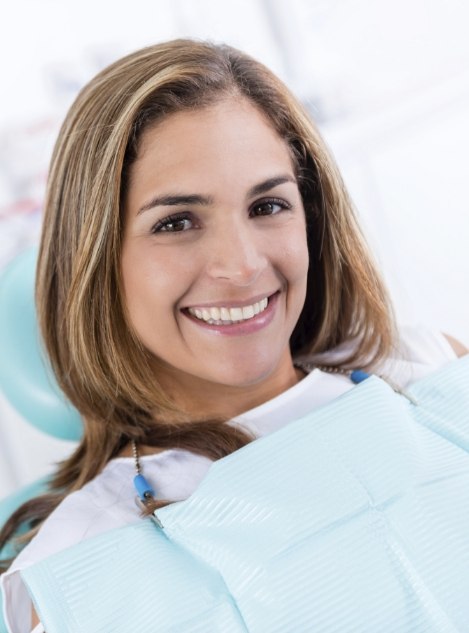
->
[[0, 248, 82, 632]]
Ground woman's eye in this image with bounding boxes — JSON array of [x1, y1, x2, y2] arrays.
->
[[250, 198, 290, 217], [152, 214, 194, 233]]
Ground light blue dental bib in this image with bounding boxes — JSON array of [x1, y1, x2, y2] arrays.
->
[[22, 357, 469, 632]]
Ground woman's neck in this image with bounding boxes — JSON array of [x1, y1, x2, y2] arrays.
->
[[154, 356, 304, 422]]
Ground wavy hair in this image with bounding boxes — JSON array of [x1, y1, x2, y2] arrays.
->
[[0, 39, 395, 567]]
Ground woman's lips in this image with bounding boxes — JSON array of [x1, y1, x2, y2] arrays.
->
[[182, 291, 279, 336]]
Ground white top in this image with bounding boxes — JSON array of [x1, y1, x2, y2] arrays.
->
[[0, 327, 457, 633]]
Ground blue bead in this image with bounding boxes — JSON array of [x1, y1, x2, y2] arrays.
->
[[350, 369, 371, 384], [134, 474, 155, 500]]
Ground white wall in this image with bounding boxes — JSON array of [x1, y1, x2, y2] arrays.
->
[[1, 0, 468, 499]]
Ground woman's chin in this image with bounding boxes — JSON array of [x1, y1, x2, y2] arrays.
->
[[201, 353, 294, 392]]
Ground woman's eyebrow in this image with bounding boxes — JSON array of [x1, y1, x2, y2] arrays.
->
[[138, 174, 297, 215], [247, 174, 297, 197], [138, 193, 213, 214]]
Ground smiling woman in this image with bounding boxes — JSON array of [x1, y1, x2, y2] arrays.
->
[[0, 39, 467, 633]]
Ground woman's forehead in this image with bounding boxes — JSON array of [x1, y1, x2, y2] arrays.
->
[[126, 98, 295, 201], [140, 98, 281, 150]]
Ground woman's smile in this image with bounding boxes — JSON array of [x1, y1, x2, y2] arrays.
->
[[121, 96, 309, 413], [182, 291, 279, 335]]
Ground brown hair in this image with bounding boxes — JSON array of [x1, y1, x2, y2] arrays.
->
[[0, 39, 395, 567]]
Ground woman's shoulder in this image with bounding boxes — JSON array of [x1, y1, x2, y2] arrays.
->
[[374, 325, 459, 386], [297, 325, 459, 390], [7, 459, 141, 576], [1, 459, 143, 632], [393, 325, 461, 364], [5, 447, 211, 578], [1, 449, 215, 631]]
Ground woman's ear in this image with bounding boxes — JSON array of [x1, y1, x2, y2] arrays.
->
[[443, 333, 469, 358]]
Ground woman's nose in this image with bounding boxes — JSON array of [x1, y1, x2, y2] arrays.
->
[[204, 224, 267, 286]]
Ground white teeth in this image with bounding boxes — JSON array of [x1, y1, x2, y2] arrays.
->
[[252, 298, 267, 316], [220, 307, 230, 321], [187, 296, 271, 324], [229, 307, 243, 322], [242, 305, 254, 319]]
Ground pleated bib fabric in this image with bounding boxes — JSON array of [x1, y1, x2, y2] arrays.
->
[[22, 357, 469, 632]]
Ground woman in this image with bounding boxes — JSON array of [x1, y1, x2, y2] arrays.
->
[[0, 39, 467, 632]]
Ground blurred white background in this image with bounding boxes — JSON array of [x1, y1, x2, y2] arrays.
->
[[1, 0, 468, 499]]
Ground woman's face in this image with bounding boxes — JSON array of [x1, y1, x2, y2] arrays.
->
[[121, 97, 309, 408]]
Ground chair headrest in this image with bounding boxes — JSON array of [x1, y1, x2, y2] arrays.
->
[[0, 248, 82, 440]]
